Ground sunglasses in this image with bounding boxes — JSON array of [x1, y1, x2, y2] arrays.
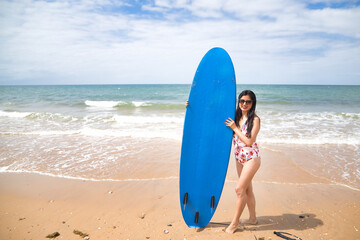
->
[[239, 99, 253, 105]]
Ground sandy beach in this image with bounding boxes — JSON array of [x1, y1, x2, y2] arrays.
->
[[1, 143, 359, 240]]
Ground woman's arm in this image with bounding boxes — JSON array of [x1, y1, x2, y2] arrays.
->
[[225, 117, 260, 147]]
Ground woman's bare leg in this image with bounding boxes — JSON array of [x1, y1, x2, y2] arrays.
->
[[225, 157, 260, 233], [235, 159, 243, 177], [241, 182, 258, 224], [236, 161, 257, 225]]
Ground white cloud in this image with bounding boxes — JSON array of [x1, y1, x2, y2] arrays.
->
[[0, 0, 359, 85]]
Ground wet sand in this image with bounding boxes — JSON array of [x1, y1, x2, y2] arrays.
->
[[1, 144, 360, 240]]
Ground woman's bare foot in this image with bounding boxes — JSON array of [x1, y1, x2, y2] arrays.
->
[[239, 218, 258, 225], [225, 223, 244, 234], [225, 223, 238, 234]]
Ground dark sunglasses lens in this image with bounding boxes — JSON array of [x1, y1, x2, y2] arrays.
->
[[240, 99, 252, 104]]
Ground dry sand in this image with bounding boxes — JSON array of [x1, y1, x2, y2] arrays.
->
[[1, 146, 359, 240]]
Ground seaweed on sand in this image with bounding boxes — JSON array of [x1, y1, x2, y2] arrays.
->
[[73, 229, 89, 238], [46, 232, 60, 238]]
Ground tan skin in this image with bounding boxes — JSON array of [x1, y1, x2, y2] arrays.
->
[[224, 95, 261, 234]]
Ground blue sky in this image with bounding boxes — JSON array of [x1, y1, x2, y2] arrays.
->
[[0, 0, 359, 85]]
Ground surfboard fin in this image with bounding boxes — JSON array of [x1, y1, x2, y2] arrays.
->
[[210, 196, 215, 213], [183, 192, 188, 210], [194, 212, 199, 224]]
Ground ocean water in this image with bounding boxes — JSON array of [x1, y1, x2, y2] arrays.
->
[[0, 84, 359, 189]]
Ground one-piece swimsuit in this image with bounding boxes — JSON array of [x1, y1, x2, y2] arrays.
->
[[233, 120, 260, 164]]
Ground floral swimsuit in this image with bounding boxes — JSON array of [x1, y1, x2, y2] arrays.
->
[[233, 120, 260, 164]]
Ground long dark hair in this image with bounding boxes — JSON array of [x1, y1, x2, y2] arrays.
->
[[235, 90, 257, 138]]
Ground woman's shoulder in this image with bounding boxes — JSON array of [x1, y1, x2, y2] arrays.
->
[[254, 115, 261, 123]]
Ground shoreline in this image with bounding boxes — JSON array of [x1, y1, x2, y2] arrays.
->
[[2, 138, 359, 191], [1, 170, 359, 192]]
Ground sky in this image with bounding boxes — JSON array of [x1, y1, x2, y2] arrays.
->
[[0, 0, 359, 85]]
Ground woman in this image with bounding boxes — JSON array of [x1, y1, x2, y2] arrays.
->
[[224, 90, 261, 234]]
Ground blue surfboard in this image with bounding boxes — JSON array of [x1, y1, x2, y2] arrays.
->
[[179, 47, 236, 228]]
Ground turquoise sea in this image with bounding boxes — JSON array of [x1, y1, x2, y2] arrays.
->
[[0, 84, 359, 189]]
